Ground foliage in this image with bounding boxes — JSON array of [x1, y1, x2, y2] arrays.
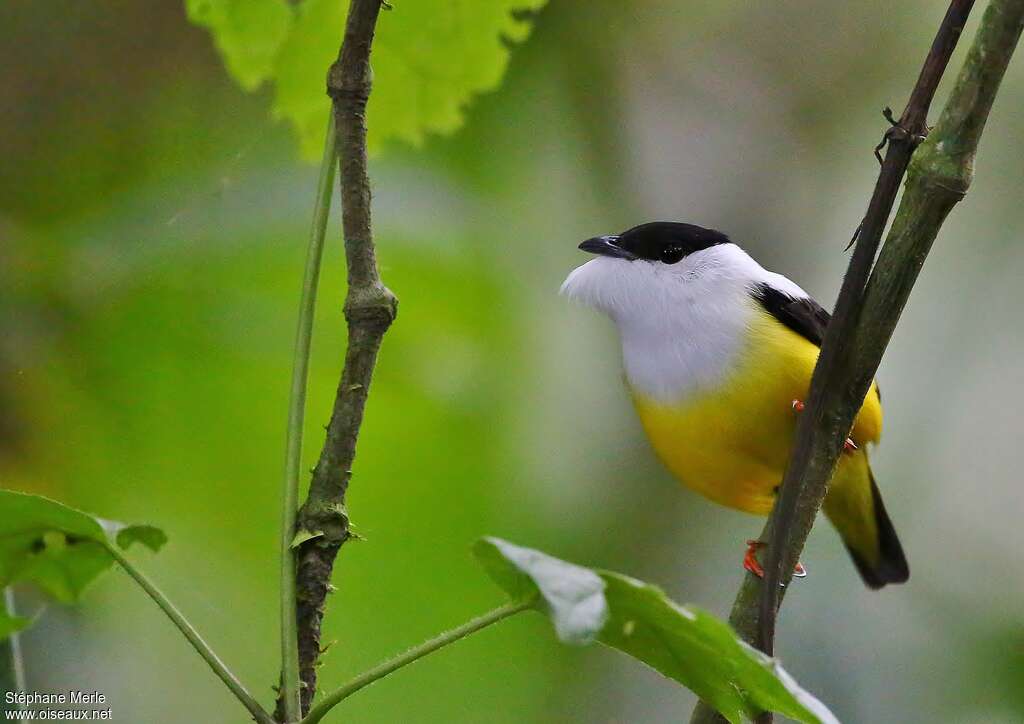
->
[[474, 538, 839, 724], [186, 0, 549, 158], [184, 0, 292, 91], [0, 491, 165, 639], [9, 1, 1024, 721], [0, 602, 27, 640]]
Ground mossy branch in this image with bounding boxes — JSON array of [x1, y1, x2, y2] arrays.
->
[[691, 0, 1023, 721]]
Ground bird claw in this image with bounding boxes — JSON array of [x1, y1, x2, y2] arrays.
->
[[795, 401, 857, 454], [743, 539, 765, 578], [743, 540, 807, 583]]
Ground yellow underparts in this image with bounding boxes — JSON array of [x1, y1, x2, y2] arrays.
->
[[632, 308, 882, 517]]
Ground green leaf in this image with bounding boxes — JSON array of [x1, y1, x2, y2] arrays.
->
[[0, 491, 166, 621], [184, 0, 293, 91], [474, 537, 607, 645], [290, 528, 324, 548], [187, 0, 549, 159], [474, 537, 838, 724], [599, 574, 838, 724]]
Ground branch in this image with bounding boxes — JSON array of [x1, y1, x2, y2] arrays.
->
[[757, 0, 977, 655], [275, 0, 397, 718], [693, 0, 1024, 720]]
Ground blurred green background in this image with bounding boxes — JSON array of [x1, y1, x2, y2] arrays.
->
[[3, 1, 1024, 722]]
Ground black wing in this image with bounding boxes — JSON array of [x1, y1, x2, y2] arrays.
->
[[750, 282, 830, 347], [751, 282, 882, 402]]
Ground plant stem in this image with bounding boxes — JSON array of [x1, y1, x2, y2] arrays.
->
[[300, 601, 530, 724], [278, 111, 338, 724], [2, 588, 26, 710], [104, 543, 274, 724]]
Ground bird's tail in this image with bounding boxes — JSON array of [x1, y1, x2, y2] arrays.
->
[[823, 452, 909, 589]]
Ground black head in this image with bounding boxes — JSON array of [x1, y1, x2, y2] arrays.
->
[[579, 222, 730, 264]]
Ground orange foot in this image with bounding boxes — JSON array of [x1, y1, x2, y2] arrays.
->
[[743, 540, 807, 580], [791, 399, 858, 455]]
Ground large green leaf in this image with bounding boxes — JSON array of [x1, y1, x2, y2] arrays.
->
[[0, 491, 166, 620], [475, 537, 607, 645], [474, 537, 838, 724], [184, 0, 293, 91], [186, 0, 549, 158]]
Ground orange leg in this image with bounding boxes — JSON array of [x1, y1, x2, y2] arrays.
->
[[743, 539, 765, 578], [743, 540, 808, 579], [791, 399, 858, 454]]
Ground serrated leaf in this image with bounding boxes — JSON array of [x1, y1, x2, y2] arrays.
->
[[474, 537, 838, 724], [0, 491, 166, 636], [188, 0, 549, 159], [184, 0, 293, 91]]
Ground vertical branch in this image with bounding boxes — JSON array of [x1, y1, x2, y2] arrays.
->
[[756, 0, 977, 656], [275, 0, 397, 718], [692, 0, 1024, 720], [854, 0, 1024, 352]]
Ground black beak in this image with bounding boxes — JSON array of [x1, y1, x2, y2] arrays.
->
[[578, 235, 636, 260]]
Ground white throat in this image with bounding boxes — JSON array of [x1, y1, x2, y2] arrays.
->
[[561, 243, 806, 402]]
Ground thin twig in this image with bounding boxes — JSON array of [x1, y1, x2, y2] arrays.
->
[[299, 602, 531, 724], [281, 0, 397, 716], [104, 543, 275, 724], [277, 111, 338, 723]]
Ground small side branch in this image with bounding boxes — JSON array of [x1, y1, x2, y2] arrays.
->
[[275, 0, 397, 718], [105, 544, 275, 724], [299, 602, 530, 724]]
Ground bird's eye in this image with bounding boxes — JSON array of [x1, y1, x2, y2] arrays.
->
[[659, 245, 685, 264]]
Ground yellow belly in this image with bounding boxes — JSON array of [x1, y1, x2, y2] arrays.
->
[[631, 309, 882, 515]]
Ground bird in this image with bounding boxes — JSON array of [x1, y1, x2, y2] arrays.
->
[[560, 221, 909, 589]]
